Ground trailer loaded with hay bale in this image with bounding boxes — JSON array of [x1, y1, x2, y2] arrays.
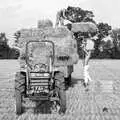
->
[[14, 20, 79, 115], [66, 22, 98, 86]]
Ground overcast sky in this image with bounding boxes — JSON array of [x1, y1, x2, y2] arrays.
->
[[0, 0, 120, 38]]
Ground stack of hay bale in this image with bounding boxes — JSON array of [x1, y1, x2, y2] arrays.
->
[[17, 19, 79, 67]]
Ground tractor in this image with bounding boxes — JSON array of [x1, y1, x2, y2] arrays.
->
[[15, 40, 67, 115]]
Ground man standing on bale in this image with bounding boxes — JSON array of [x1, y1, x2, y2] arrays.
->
[[55, 9, 67, 27], [55, 8, 73, 27]]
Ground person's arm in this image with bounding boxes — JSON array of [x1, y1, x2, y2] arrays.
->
[[62, 9, 67, 19], [56, 9, 68, 27]]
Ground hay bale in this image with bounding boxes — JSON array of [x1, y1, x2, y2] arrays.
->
[[18, 26, 79, 66], [71, 22, 98, 33], [37, 19, 53, 28]]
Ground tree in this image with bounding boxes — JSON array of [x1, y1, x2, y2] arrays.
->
[[0, 32, 20, 59], [111, 29, 120, 58], [0, 32, 8, 45], [94, 23, 120, 59], [0, 32, 9, 58], [14, 31, 21, 45], [97, 23, 112, 39], [65, 6, 96, 23]]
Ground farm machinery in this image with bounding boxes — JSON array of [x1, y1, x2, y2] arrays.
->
[[15, 24, 79, 115]]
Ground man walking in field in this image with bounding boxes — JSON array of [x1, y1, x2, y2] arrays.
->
[[82, 33, 97, 86], [55, 7, 98, 87]]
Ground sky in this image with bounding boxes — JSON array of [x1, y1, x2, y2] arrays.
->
[[0, 0, 120, 39]]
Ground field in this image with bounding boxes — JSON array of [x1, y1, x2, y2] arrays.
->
[[0, 60, 120, 120]]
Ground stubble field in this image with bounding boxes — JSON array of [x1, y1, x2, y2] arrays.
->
[[0, 60, 120, 120]]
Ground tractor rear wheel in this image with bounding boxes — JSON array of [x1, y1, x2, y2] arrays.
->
[[65, 74, 72, 89], [67, 74, 72, 86], [15, 72, 25, 115]]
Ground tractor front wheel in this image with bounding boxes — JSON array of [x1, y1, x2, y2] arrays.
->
[[53, 72, 66, 114], [15, 72, 25, 115]]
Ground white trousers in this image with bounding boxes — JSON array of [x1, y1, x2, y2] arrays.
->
[[83, 65, 92, 83]]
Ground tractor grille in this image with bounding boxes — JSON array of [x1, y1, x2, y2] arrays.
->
[[29, 72, 50, 93], [30, 78, 49, 86]]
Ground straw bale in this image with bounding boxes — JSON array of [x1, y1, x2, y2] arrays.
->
[[71, 22, 98, 33], [18, 26, 79, 66], [37, 19, 53, 28]]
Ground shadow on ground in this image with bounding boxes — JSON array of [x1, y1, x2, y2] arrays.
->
[[23, 77, 84, 115], [34, 101, 52, 114], [65, 77, 84, 90], [71, 77, 84, 87], [23, 100, 52, 114]]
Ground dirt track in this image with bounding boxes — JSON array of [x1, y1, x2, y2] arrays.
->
[[0, 60, 120, 120]]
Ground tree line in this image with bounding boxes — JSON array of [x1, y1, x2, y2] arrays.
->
[[1, 6, 120, 59], [63, 6, 120, 59], [0, 33, 19, 59]]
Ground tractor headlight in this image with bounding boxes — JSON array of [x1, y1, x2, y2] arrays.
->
[[30, 73, 36, 77], [43, 73, 50, 77]]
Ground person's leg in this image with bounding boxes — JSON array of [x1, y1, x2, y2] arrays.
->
[[84, 50, 91, 66], [83, 50, 92, 85]]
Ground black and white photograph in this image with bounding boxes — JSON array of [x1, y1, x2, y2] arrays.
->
[[0, 0, 120, 119]]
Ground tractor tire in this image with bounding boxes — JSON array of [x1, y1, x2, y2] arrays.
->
[[15, 72, 25, 115], [54, 72, 66, 114], [65, 74, 72, 88], [15, 89, 22, 115], [68, 74, 72, 86]]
